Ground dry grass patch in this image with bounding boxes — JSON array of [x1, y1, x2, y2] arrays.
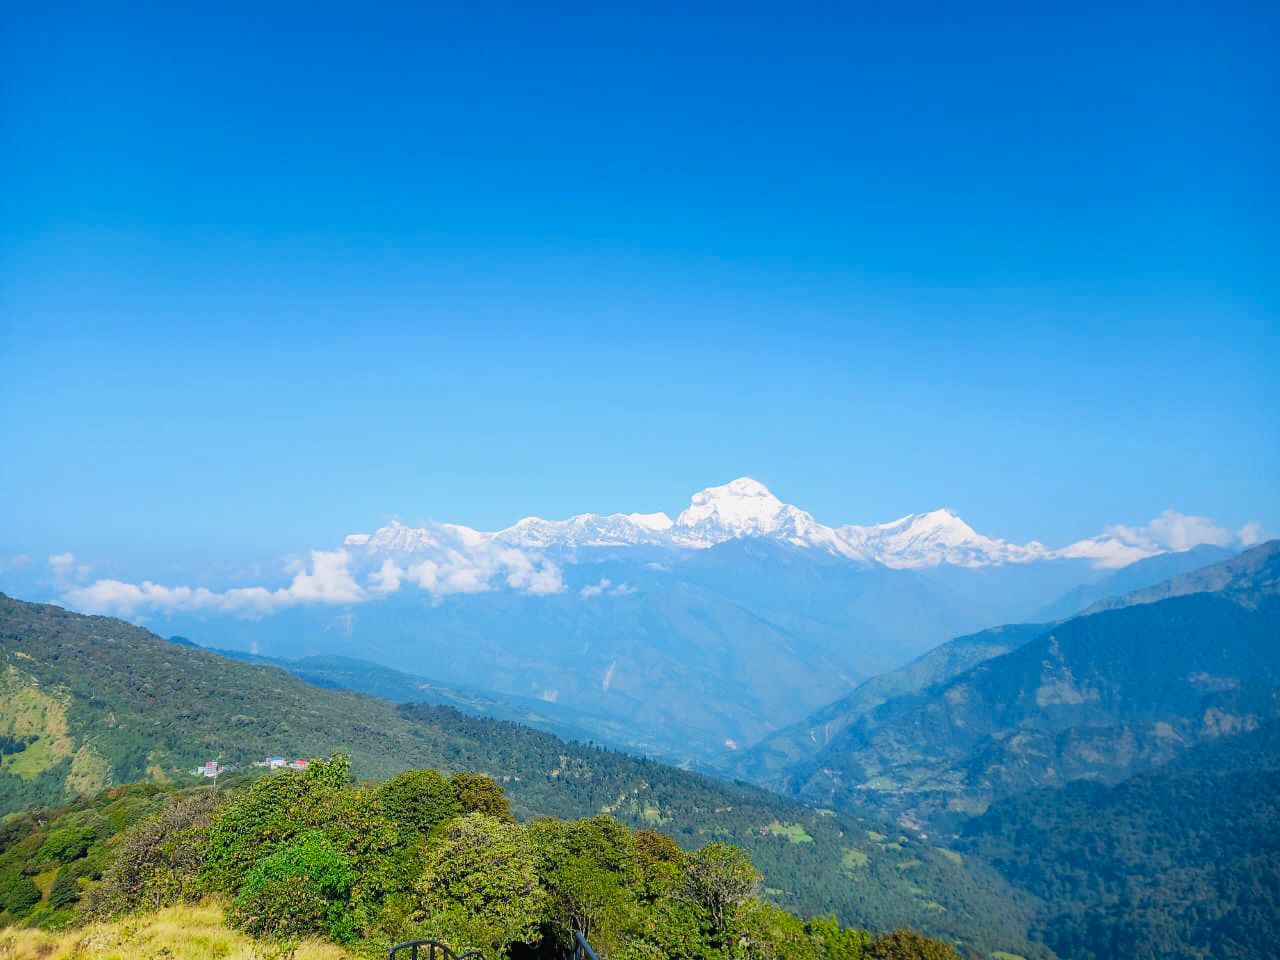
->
[[0, 901, 356, 960]]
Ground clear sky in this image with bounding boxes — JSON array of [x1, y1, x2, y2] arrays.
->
[[1, 1, 1277, 578]]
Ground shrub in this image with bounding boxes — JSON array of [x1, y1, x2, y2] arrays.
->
[[376, 769, 461, 839], [83, 790, 222, 919], [230, 830, 357, 941], [415, 813, 544, 959], [0, 874, 40, 918], [684, 841, 761, 937], [531, 815, 641, 953], [866, 928, 962, 960], [449, 772, 511, 821], [203, 754, 353, 887], [35, 824, 96, 864], [47, 867, 81, 909]]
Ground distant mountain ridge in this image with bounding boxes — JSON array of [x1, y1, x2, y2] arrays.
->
[[741, 540, 1280, 826], [344, 476, 1194, 570], [34, 480, 1257, 763]]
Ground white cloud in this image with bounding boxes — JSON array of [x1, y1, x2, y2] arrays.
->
[[1063, 510, 1265, 568], [1238, 522, 1264, 547], [1106, 510, 1233, 553], [580, 578, 610, 598], [49, 552, 92, 585], [580, 578, 637, 598], [65, 549, 366, 618], [368, 559, 405, 595], [402, 542, 563, 601]]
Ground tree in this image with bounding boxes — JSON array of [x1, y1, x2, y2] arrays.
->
[[377, 769, 461, 838], [415, 813, 544, 960], [47, 867, 80, 909], [83, 791, 221, 918], [0, 874, 40, 918], [808, 915, 872, 960], [531, 815, 640, 952], [684, 842, 761, 938], [449, 772, 511, 821], [866, 929, 962, 960], [231, 830, 357, 941]]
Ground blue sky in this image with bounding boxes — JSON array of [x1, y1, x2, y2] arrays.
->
[[1, 1, 1277, 580]]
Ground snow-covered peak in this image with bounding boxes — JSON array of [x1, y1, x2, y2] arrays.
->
[[837, 510, 1051, 568], [1055, 535, 1162, 569], [627, 512, 675, 532], [345, 519, 490, 554], [674, 478, 786, 539], [670, 478, 866, 557], [339, 482, 1212, 573], [495, 512, 674, 549]]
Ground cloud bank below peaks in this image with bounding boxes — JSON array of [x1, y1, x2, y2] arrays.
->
[[62, 530, 566, 619]]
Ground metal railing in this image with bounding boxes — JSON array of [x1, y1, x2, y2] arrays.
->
[[572, 930, 601, 960], [390, 931, 600, 960], [389, 940, 482, 960]]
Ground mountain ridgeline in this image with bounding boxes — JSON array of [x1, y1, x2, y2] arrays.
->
[[740, 541, 1280, 827], [32, 478, 1246, 766]]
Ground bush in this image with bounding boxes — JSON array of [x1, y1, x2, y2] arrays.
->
[[376, 769, 461, 839], [684, 841, 761, 938], [35, 824, 96, 864], [0, 874, 40, 918], [866, 928, 962, 960], [449, 772, 511, 821], [231, 830, 357, 941], [83, 790, 222, 919], [203, 754, 354, 888], [47, 867, 80, 909], [415, 813, 544, 959], [531, 815, 641, 953]]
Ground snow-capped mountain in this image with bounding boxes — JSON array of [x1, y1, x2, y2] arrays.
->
[[343, 477, 1069, 569], [836, 510, 1052, 569], [496, 511, 673, 549]]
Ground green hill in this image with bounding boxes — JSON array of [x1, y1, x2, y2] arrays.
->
[[960, 720, 1280, 960], [760, 542, 1280, 826], [0, 594, 1042, 957]]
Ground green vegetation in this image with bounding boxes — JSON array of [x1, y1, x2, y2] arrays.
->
[[1, 758, 970, 960], [0, 593, 1042, 954], [961, 720, 1280, 960]]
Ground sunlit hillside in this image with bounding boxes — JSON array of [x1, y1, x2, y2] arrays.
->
[[0, 901, 355, 960]]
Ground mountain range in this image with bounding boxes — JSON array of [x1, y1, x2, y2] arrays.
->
[[737, 540, 1280, 831], [343, 477, 1180, 569], [3, 538, 1278, 957], [36, 479, 1255, 763]]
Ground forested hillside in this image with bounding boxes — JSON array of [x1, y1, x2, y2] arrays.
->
[[761, 542, 1280, 825], [0, 594, 1040, 955], [960, 720, 1280, 960], [729, 623, 1048, 785], [0, 758, 969, 960]]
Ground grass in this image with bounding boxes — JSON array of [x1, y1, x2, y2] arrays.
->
[[840, 848, 870, 870], [764, 821, 814, 843], [0, 901, 356, 960]]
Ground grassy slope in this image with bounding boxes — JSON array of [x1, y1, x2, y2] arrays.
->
[[0, 594, 1043, 957], [0, 901, 355, 960]]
